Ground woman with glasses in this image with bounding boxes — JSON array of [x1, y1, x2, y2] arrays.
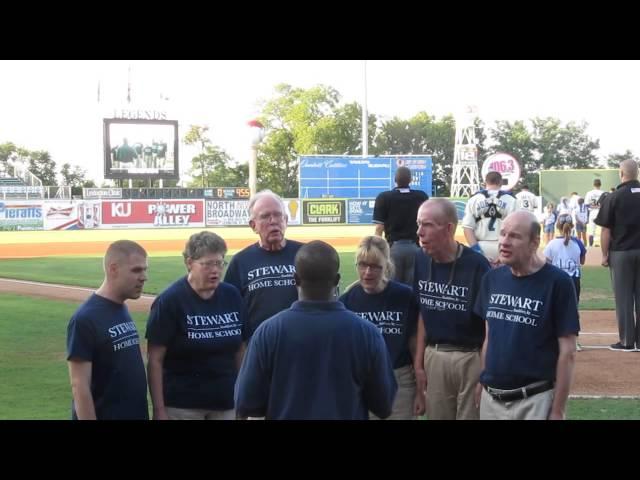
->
[[146, 231, 247, 420], [339, 236, 419, 419]]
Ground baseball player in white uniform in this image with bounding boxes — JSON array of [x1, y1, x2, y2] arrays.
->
[[515, 185, 538, 213], [462, 171, 518, 266], [584, 179, 604, 247]]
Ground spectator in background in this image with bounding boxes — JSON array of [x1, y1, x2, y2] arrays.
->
[[573, 197, 589, 246], [373, 166, 429, 287], [544, 215, 586, 351], [584, 179, 604, 247], [542, 203, 557, 245]]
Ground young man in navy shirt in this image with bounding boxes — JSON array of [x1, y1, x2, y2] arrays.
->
[[66, 240, 149, 420], [474, 211, 580, 420], [224, 190, 303, 337], [235, 240, 397, 420]]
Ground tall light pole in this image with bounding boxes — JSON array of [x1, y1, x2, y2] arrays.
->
[[248, 119, 265, 197], [361, 60, 368, 158]]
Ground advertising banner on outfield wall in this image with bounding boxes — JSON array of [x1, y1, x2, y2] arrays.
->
[[0, 200, 43, 231], [43, 201, 81, 230], [284, 198, 301, 225], [347, 198, 375, 224], [205, 198, 302, 226], [206, 200, 250, 226], [302, 199, 346, 225], [101, 199, 204, 228]]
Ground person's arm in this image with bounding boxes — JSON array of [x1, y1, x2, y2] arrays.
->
[[464, 227, 480, 249], [374, 223, 384, 237], [548, 334, 577, 420], [413, 313, 426, 416], [68, 359, 96, 420], [235, 342, 247, 371], [147, 343, 169, 420], [475, 321, 489, 409], [600, 227, 611, 267], [364, 334, 398, 420]]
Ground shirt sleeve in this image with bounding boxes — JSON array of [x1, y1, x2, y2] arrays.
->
[[362, 328, 398, 419], [223, 256, 243, 292], [234, 329, 270, 418], [461, 196, 477, 229], [66, 313, 95, 361], [372, 192, 387, 224], [594, 193, 614, 228], [552, 274, 581, 336], [145, 295, 178, 346]]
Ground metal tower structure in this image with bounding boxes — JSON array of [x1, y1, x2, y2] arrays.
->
[[450, 105, 481, 197]]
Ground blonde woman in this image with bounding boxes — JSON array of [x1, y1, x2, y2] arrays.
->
[[339, 236, 419, 419]]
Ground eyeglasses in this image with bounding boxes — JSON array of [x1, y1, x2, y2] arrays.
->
[[356, 261, 383, 273], [194, 259, 227, 270], [256, 211, 284, 222]]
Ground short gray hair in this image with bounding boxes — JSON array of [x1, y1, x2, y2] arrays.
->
[[248, 189, 286, 220], [183, 231, 227, 261]]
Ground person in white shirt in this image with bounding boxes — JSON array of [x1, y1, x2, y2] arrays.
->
[[515, 185, 538, 213], [584, 179, 604, 247], [573, 197, 589, 246], [462, 171, 517, 267]]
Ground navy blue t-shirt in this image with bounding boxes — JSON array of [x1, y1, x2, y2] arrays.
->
[[339, 281, 418, 369], [66, 293, 148, 420], [224, 240, 303, 336], [234, 300, 397, 420], [474, 263, 580, 389], [146, 277, 247, 410], [414, 246, 490, 347]]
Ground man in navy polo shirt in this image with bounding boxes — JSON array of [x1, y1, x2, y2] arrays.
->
[[66, 240, 149, 420], [595, 159, 640, 351], [474, 211, 580, 420], [234, 241, 397, 420], [373, 166, 429, 287], [224, 190, 303, 338]]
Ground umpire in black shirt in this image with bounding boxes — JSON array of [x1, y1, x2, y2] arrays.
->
[[595, 159, 640, 351], [373, 166, 429, 287]]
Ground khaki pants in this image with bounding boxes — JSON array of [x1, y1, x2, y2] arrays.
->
[[370, 364, 416, 420], [480, 388, 554, 420], [166, 407, 235, 420], [424, 346, 481, 420]]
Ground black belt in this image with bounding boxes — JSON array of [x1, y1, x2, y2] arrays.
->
[[427, 343, 480, 353], [484, 380, 554, 403]]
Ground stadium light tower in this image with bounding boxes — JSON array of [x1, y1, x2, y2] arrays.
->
[[450, 105, 481, 197], [248, 119, 265, 197]]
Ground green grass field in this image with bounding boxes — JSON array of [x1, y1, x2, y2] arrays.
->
[[0, 256, 614, 309], [0, 292, 634, 420]]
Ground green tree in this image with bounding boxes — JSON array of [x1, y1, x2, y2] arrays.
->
[[60, 163, 95, 196], [605, 149, 639, 168], [183, 125, 211, 187], [373, 112, 455, 196], [0, 142, 17, 163], [258, 83, 365, 197], [187, 146, 247, 188], [27, 150, 57, 186], [488, 117, 600, 195]]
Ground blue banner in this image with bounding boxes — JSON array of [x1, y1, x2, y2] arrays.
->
[[300, 155, 432, 199], [347, 198, 375, 224]]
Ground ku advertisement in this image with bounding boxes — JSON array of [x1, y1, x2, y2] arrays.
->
[[102, 200, 204, 228]]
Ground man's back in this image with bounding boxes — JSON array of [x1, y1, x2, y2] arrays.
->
[[515, 191, 538, 212], [234, 300, 397, 420], [373, 188, 429, 243]]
